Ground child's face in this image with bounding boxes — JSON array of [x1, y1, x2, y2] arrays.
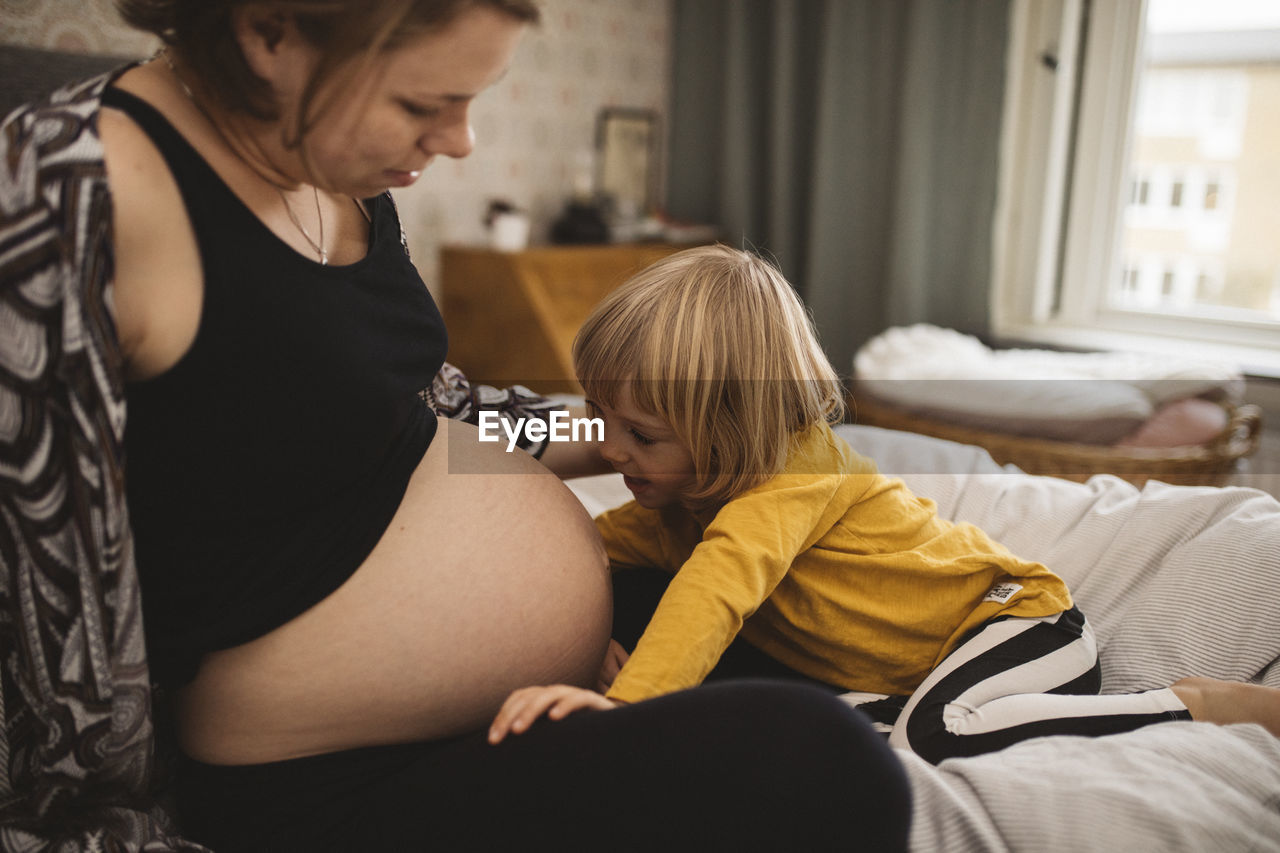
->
[[588, 387, 696, 509]]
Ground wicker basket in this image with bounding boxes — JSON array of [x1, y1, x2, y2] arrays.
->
[[848, 384, 1263, 487]]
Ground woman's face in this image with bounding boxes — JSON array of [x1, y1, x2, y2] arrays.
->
[[287, 6, 527, 197]]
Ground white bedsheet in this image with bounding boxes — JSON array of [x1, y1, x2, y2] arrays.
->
[[902, 721, 1280, 852], [566, 424, 1280, 852]]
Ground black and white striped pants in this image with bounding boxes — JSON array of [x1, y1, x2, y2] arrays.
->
[[613, 571, 1191, 766], [880, 606, 1191, 763]]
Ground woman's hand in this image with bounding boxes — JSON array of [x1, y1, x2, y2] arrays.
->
[[597, 638, 631, 692], [488, 684, 619, 744]]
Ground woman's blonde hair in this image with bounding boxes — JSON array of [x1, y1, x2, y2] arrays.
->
[[573, 245, 845, 509]]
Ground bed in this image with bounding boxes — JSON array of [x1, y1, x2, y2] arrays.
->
[[568, 424, 1280, 852]]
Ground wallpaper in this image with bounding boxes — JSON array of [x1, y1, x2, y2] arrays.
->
[[0, 0, 672, 296], [402, 0, 671, 295], [0, 0, 158, 55]]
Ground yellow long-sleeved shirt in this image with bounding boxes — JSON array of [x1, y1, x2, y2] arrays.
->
[[598, 424, 1073, 703]]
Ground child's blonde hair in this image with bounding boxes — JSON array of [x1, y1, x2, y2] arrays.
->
[[573, 244, 845, 508]]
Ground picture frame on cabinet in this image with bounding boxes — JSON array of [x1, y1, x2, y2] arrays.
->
[[596, 107, 658, 219]]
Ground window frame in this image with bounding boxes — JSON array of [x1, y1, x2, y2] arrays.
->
[[991, 0, 1280, 374]]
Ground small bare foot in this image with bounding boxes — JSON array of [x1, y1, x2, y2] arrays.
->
[[1171, 676, 1280, 738]]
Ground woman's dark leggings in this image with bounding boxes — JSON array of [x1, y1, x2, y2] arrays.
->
[[176, 571, 911, 852]]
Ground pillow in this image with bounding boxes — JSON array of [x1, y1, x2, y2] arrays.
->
[[1117, 397, 1229, 448]]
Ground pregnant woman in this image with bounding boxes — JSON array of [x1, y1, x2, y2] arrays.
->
[[0, 1, 911, 849]]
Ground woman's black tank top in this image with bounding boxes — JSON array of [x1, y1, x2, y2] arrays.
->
[[108, 88, 448, 689]]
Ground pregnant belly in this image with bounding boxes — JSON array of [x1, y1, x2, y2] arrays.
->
[[174, 417, 613, 765]]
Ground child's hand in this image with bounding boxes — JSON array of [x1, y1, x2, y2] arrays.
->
[[488, 684, 619, 744], [596, 638, 631, 692]]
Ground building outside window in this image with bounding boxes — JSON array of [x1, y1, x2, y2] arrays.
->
[[1117, 13, 1278, 318], [994, 0, 1280, 373]]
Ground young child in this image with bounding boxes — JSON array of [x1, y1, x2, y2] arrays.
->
[[489, 245, 1280, 762]]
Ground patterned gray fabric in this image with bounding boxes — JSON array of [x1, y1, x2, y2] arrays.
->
[[423, 362, 565, 459], [0, 73, 205, 850]]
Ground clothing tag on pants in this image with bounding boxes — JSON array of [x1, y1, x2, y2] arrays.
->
[[983, 582, 1023, 604]]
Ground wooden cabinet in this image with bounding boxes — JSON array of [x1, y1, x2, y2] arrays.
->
[[440, 243, 688, 393]]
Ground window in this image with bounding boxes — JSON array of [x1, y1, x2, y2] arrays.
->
[[1122, 265, 1141, 296], [994, 0, 1280, 372], [1134, 176, 1151, 206], [1203, 180, 1219, 210]]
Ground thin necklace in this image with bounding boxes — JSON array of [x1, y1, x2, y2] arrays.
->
[[277, 184, 327, 265], [158, 48, 330, 265]]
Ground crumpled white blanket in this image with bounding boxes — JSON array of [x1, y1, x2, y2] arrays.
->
[[852, 325, 1244, 442], [854, 324, 1243, 393]]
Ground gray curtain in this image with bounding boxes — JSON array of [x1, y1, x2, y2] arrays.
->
[[666, 0, 1010, 376]]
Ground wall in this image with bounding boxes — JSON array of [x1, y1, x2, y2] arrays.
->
[[400, 0, 671, 298], [0, 0, 672, 298], [0, 0, 156, 54]]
